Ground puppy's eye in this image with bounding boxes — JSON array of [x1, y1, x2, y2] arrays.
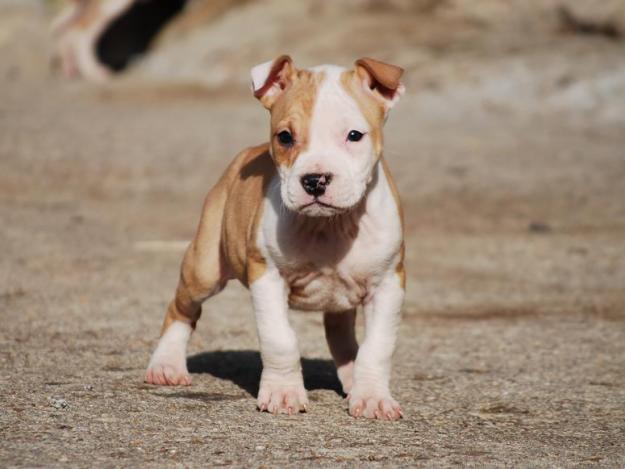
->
[[347, 130, 364, 142], [277, 130, 294, 147]]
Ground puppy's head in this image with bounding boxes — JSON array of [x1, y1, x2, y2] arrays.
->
[[251, 56, 404, 217]]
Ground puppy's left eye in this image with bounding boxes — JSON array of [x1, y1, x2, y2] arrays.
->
[[347, 130, 364, 142]]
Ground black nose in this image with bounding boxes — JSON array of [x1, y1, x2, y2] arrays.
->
[[301, 173, 332, 197]]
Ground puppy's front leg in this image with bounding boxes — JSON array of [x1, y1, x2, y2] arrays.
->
[[251, 267, 308, 414], [349, 271, 404, 420]]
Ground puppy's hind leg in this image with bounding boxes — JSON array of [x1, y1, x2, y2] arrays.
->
[[146, 192, 229, 386], [324, 310, 359, 395]]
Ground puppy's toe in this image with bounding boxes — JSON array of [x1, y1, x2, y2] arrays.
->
[[348, 389, 402, 421], [257, 384, 308, 415]]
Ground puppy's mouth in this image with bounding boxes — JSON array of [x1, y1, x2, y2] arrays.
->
[[297, 199, 347, 216], [300, 199, 340, 210]]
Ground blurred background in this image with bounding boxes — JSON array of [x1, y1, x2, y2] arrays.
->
[[1, 0, 624, 466]]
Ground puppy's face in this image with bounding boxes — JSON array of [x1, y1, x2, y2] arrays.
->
[[252, 57, 404, 217]]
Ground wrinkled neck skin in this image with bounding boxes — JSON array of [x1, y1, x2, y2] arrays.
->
[[289, 204, 364, 244]]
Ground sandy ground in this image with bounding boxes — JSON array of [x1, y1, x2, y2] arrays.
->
[[1, 2, 625, 467]]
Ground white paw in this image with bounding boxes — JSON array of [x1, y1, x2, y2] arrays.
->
[[145, 361, 191, 386], [257, 373, 308, 415], [348, 388, 402, 420], [145, 321, 192, 386]]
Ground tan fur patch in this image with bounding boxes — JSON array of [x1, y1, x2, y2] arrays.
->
[[355, 58, 404, 99], [73, 1, 112, 30], [269, 70, 325, 168], [73, 1, 102, 30], [381, 158, 406, 289], [340, 70, 386, 156], [220, 143, 275, 286]]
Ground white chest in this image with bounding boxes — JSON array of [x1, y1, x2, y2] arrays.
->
[[258, 163, 403, 312]]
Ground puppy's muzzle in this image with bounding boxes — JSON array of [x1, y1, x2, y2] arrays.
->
[[300, 173, 333, 197]]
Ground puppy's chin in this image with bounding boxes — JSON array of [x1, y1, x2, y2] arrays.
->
[[297, 202, 344, 218]]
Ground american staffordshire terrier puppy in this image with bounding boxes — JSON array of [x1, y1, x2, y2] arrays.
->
[[145, 56, 406, 420]]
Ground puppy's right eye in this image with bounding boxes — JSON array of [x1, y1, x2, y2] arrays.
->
[[277, 130, 294, 147]]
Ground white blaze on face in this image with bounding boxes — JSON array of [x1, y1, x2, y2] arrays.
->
[[283, 66, 378, 217]]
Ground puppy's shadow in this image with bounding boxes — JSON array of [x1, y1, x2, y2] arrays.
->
[[187, 350, 343, 397]]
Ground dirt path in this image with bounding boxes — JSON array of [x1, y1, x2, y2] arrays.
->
[[2, 3, 625, 467]]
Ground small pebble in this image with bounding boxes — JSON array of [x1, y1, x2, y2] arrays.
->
[[50, 397, 69, 410], [528, 221, 552, 233]]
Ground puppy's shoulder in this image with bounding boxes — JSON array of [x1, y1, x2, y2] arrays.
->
[[219, 143, 272, 187], [220, 143, 274, 285]]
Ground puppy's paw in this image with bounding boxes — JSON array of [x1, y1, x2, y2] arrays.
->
[[257, 382, 309, 415], [145, 321, 192, 386], [145, 361, 191, 386], [348, 388, 402, 420]]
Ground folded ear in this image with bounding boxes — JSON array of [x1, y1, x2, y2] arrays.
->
[[250, 55, 295, 109], [355, 57, 405, 110]]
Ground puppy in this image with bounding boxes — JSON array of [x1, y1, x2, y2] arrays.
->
[[145, 56, 406, 420]]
